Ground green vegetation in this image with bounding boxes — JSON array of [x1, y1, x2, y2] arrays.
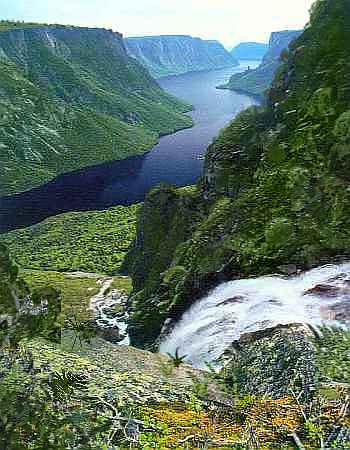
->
[[166, 348, 188, 368], [109, 275, 133, 293], [1, 228, 349, 447], [21, 269, 133, 321], [127, 0, 350, 346], [0, 25, 192, 195], [220, 64, 277, 97], [1, 204, 139, 275], [0, 20, 47, 31], [21, 270, 99, 320], [1, 1, 350, 448], [315, 327, 350, 383], [0, 245, 62, 347], [126, 185, 206, 345], [0, 243, 25, 317]]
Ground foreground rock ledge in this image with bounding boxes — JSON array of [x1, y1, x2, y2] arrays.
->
[[221, 323, 318, 401]]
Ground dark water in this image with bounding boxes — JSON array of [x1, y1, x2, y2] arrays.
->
[[0, 61, 260, 233]]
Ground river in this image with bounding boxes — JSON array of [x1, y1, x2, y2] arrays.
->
[[0, 61, 260, 233]]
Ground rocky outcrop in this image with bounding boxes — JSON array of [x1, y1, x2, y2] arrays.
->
[[125, 35, 238, 78], [230, 42, 268, 60], [221, 323, 318, 401], [218, 323, 350, 448], [125, 185, 208, 347], [0, 24, 192, 196], [262, 30, 303, 64], [221, 30, 302, 96]]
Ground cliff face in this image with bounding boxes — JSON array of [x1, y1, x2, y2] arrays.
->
[[0, 25, 192, 196], [262, 30, 302, 64], [127, 0, 350, 347], [125, 35, 238, 78], [221, 30, 302, 96], [231, 42, 268, 60]]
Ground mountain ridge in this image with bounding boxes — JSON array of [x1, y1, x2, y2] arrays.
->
[[219, 29, 302, 97], [125, 34, 238, 78], [230, 41, 268, 60]]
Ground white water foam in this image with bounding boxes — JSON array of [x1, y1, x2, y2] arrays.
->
[[160, 263, 350, 368]]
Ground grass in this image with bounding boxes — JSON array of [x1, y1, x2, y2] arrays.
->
[[21, 270, 100, 320], [21, 269, 133, 321], [1, 204, 140, 275], [109, 276, 133, 294]]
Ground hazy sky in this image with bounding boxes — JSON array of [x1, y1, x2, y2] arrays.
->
[[2, 0, 315, 47]]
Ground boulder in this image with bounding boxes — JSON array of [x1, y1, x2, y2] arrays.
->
[[304, 284, 343, 297], [327, 302, 350, 321], [277, 264, 298, 275], [215, 295, 246, 307], [220, 323, 318, 402], [97, 326, 121, 345]]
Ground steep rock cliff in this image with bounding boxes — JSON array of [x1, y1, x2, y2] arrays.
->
[[230, 42, 268, 60], [221, 30, 302, 97], [127, 0, 350, 347], [0, 24, 192, 196], [125, 35, 238, 78]]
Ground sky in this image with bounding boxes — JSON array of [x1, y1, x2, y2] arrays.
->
[[2, 0, 315, 47]]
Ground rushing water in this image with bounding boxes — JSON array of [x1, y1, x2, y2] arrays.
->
[[160, 263, 350, 368], [0, 61, 260, 233], [89, 278, 130, 346]]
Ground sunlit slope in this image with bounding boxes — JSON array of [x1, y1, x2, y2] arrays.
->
[[0, 25, 192, 195]]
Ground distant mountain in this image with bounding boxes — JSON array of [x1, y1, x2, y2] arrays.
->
[[231, 42, 268, 60], [220, 30, 302, 97], [125, 35, 238, 78], [0, 24, 192, 196]]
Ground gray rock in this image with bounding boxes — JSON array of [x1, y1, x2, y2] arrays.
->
[[278, 264, 298, 275], [220, 323, 318, 402]]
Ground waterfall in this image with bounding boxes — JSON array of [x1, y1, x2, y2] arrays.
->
[[160, 263, 350, 368]]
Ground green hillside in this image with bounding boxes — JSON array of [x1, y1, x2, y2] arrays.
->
[[1, 204, 139, 275], [0, 25, 192, 196]]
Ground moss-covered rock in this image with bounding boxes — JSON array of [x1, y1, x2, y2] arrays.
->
[[222, 324, 318, 402], [125, 184, 206, 346]]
